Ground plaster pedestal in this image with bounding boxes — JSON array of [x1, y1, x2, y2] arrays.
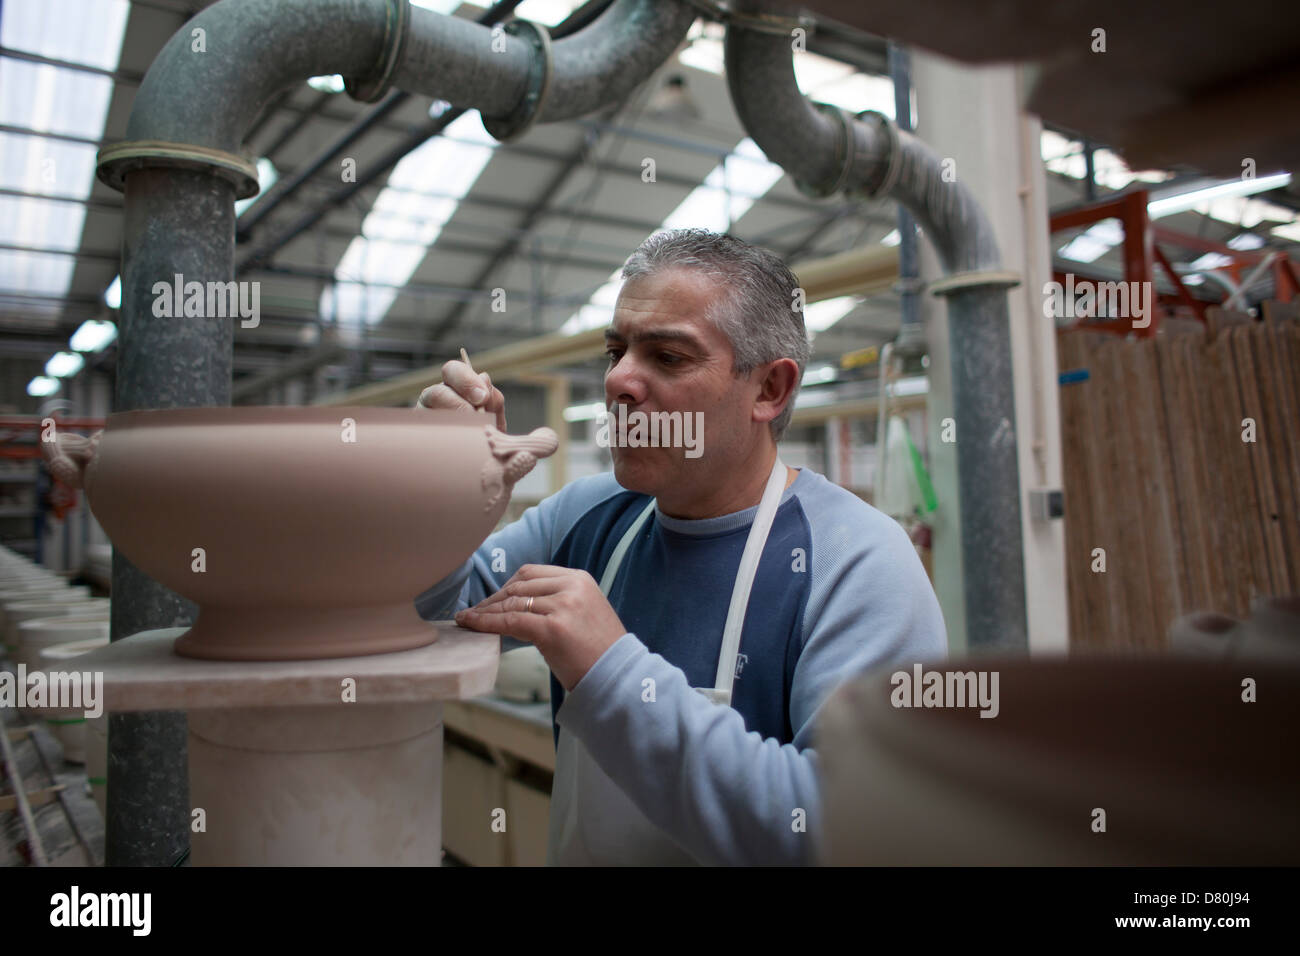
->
[[60, 623, 498, 866]]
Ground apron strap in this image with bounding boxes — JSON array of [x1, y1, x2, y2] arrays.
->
[[595, 456, 789, 708], [712, 455, 787, 703], [598, 497, 657, 597]]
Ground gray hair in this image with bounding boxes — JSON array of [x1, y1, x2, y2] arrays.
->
[[621, 228, 810, 440]]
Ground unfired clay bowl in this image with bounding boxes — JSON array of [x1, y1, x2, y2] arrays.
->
[[43, 407, 557, 661]]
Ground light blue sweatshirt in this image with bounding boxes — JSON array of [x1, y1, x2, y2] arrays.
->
[[416, 466, 947, 865]]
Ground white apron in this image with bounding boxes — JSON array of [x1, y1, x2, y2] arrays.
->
[[546, 457, 788, 865]]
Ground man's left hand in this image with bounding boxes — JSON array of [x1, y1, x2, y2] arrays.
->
[[455, 565, 627, 692]]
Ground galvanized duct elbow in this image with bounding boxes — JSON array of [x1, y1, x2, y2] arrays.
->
[[864, 126, 1005, 275], [102, 0, 697, 193], [725, 20, 1028, 652], [102, 0, 405, 196], [724, 24, 1002, 274], [392, 4, 533, 121], [723, 28, 849, 197], [537, 0, 699, 123], [397, 0, 698, 139]]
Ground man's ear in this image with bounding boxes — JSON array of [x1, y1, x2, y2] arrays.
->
[[751, 358, 800, 425]]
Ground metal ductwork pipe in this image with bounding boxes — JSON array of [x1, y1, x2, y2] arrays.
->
[[95, 0, 697, 865], [397, 0, 699, 131], [887, 40, 925, 360], [724, 12, 1028, 654]]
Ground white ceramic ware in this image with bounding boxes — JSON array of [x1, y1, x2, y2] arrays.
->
[[36, 632, 110, 764]]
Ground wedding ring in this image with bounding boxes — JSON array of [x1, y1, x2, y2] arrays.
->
[[526, 596, 535, 614]]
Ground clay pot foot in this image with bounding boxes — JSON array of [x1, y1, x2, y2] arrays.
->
[[174, 603, 441, 661]]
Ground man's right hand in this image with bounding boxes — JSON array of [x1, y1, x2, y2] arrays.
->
[[416, 359, 507, 432]]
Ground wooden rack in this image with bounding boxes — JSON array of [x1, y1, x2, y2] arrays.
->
[[1058, 303, 1300, 648]]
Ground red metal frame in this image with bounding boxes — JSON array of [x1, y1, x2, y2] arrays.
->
[[1049, 188, 1300, 338], [0, 415, 104, 460]]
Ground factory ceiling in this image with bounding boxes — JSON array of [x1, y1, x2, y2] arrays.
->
[[2, 0, 1297, 411]]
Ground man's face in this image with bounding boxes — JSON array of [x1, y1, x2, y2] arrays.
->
[[603, 267, 764, 501]]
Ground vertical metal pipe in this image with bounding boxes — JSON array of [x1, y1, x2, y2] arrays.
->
[[108, 167, 235, 866], [941, 284, 1027, 651], [888, 42, 925, 357], [1083, 139, 1098, 202], [725, 22, 1029, 651]]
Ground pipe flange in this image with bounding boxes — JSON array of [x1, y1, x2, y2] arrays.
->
[[793, 102, 855, 200], [929, 270, 1022, 297], [481, 19, 553, 142], [847, 109, 901, 199], [96, 140, 260, 198], [344, 0, 410, 103]]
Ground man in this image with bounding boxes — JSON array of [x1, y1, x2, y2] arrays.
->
[[416, 228, 946, 865]]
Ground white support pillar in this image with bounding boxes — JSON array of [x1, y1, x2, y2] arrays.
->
[[913, 54, 1068, 654]]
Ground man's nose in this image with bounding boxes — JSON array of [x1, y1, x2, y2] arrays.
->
[[605, 355, 648, 406]]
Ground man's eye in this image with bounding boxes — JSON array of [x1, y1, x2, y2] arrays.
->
[[659, 353, 681, 365], [605, 348, 622, 362]]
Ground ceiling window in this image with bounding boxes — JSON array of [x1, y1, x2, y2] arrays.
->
[[0, 0, 129, 313], [559, 138, 786, 335], [321, 114, 497, 327]]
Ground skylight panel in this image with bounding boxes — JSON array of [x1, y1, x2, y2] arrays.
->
[[660, 138, 784, 232], [1040, 131, 1077, 164], [0, 134, 96, 198], [1227, 232, 1265, 251], [515, 0, 582, 26], [0, 251, 74, 301], [410, 0, 463, 13], [558, 270, 623, 336], [307, 75, 346, 94], [0, 195, 85, 249], [0, 0, 129, 307], [803, 295, 858, 333], [678, 22, 725, 75], [559, 140, 785, 335], [0, 194, 83, 303], [794, 51, 895, 118], [322, 113, 497, 326], [0, 60, 114, 139], [1189, 252, 1233, 271], [1057, 233, 1113, 264], [1058, 218, 1123, 264], [1272, 221, 1300, 243], [1, 0, 129, 70], [807, 72, 896, 117], [1040, 132, 1169, 188]]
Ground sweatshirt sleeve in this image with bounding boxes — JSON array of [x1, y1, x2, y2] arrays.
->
[[553, 500, 947, 865], [413, 472, 629, 648]]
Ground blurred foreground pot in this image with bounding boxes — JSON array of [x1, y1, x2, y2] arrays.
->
[[43, 407, 556, 661], [818, 655, 1299, 865]]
